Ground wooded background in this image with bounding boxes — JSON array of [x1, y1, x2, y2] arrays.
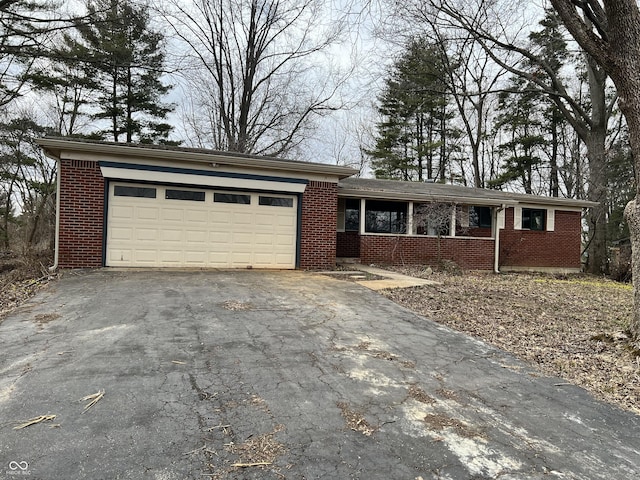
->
[[0, 0, 634, 280]]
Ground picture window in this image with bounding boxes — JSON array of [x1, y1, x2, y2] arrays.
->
[[470, 206, 492, 228], [365, 200, 407, 234]]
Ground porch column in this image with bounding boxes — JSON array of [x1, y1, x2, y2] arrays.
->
[[407, 202, 414, 235]]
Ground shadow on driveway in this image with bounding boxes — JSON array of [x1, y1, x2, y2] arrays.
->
[[1, 270, 639, 479]]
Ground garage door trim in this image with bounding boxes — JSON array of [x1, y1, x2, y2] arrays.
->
[[104, 180, 302, 269], [99, 161, 308, 193]]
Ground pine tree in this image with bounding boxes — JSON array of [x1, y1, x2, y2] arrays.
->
[[490, 76, 547, 194], [69, 0, 174, 143], [368, 38, 453, 182], [490, 10, 570, 195]]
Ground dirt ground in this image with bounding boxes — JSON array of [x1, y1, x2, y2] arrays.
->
[[382, 266, 640, 415]]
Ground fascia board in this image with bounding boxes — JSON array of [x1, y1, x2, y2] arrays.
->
[[337, 189, 517, 207], [338, 189, 598, 209], [36, 138, 358, 179]]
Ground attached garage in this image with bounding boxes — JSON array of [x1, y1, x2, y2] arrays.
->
[[106, 183, 298, 268], [38, 138, 356, 270]]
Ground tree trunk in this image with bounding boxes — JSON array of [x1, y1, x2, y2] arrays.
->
[[625, 200, 640, 340], [584, 56, 609, 275], [585, 130, 608, 274]]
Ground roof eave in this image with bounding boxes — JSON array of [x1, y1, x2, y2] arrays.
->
[[337, 187, 517, 206], [36, 137, 358, 179], [338, 187, 599, 209]]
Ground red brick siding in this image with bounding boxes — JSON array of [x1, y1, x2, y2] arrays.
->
[[456, 226, 493, 238], [336, 231, 360, 257], [58, 159, 105, 268], [499, 208, 582, 269], [359, 235, 495, 270], [300, 181, 338, 269]]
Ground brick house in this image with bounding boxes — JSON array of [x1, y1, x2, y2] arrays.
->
[[39, 138, 597, 272]]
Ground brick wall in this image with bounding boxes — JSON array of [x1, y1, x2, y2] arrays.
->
[[336, 231, 360, 257], [58, 159, 105, 268], [300, 181, 338, 269], [359, 235, 495, 270], [499, 208, 582, 269]]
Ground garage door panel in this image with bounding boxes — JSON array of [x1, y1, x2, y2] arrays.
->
[[136, 228, 158, 241], [232, 212, 253, 225], [255, 213, 277, 225], [111, 205, 134, 219], [161, 229, 183, 242], [276, 215, 295, 227], [209, 212, 231, 224], [184, 251, 207, 263], [186, 230, 207, 242], [111, 227, 133, 241], [108, 249, 132, 263], [209, 231, 231, 243], [162, 209, 184, 222], [107, 184, 297, 268], [133, 250, 158, 263], [186, 210, 207, 223], [137, 207, 159, 221], [232, 232, 254, 244], [159, 250, 183, 263], [254, 233, 275, 245]]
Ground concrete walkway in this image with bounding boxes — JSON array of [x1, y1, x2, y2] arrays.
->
[[353, 264, 438, 290]]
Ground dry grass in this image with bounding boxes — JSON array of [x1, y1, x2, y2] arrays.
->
[[226, 425, 286, 467], [382, 267, 640, 414], [336, 401, 377, 436], [0, 251, 55, 321]]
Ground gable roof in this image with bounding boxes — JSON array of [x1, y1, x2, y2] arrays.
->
[[37, 137, 358, 179], [338, 177, 598, 209]]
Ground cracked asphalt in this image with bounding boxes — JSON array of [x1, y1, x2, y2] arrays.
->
[[1, 269, 639, 479]]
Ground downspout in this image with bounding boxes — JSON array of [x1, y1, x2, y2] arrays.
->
[[494, 204, 506, 274], [49, 157, 61, 272]]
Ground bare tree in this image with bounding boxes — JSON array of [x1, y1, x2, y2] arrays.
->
[[413, 202, 455, 262], [159, 0, 347, 157], [546, 0, 640, 341], [389, 0, 614, 274]]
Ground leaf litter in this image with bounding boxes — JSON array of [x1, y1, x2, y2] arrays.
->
[[382, 268, 640, 414]]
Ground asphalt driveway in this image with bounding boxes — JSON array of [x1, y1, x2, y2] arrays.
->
[[1, 270, 639, 480]]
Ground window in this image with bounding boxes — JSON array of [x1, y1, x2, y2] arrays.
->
[[345, 199, 360, 231], [365, 200, 407, 234], [165, 189, 205, 202], [114, 186, 156, 198], [522, 208, 546, 231], [469, 206, 492, 228], [214, 193, 251, 204], [259, 196, 293, 207], [414, 203, 452, 236]]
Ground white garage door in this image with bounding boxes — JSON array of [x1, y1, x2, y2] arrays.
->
[[106, 183, 297, 268]]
